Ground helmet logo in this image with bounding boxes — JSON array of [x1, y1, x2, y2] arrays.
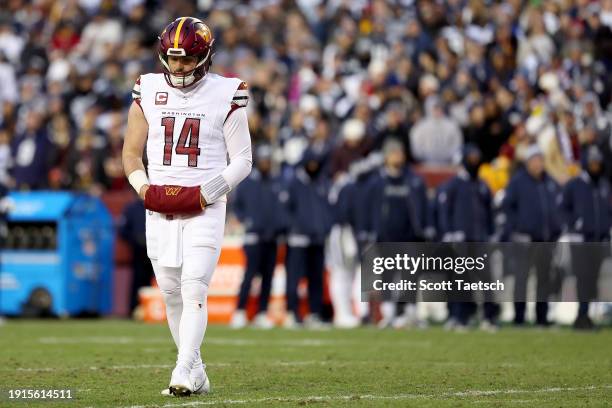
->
[[196, 26, 212, 42]]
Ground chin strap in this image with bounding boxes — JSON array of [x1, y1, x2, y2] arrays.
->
[[170, 73, 196, 87]]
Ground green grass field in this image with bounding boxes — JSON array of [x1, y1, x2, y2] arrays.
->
[[0, 320, 611, 407]]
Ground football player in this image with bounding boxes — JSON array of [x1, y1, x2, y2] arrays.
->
[[122, 17, 252, 396]]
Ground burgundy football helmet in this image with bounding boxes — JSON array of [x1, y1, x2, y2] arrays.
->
[[158, 17, 214, 88]]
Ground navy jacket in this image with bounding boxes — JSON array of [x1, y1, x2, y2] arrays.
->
[[561, 172, 612, 241], [437, 171, 493, 242], [333, 171, 377, 245], [118, 198, 147, 249], [10, 130, 54, 189], [367, 167, 428, 242], [233, 169, 287, 242], [283, 168, 333, 246], [501, 169, 562, 241]]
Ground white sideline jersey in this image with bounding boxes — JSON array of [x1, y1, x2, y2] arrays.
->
[[133, 73, 248, 187]]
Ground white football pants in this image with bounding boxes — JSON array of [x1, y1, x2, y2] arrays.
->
[[146, 201, 226, 371], [326, 225, 366, 322]]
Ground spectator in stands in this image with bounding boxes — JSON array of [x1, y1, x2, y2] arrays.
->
[[101, 111, 127, 191], [373, 104, 413, 160], [0, 127, 12, 188], [75, 10, 123, 64], [10, 107, 53, 190], [462, 97, 513, 163], [0, 51, 17, 129], [50, 22, 80, 53], [0, 181, 7, 269], [409, 96, 463, 165], [0, 19, 24, 65], [63, 108, 108, 195], [308, 117, 334, 178], [517, 8, 556, 77], [330, 119, 371, 178], [576, 93, 612, 180]]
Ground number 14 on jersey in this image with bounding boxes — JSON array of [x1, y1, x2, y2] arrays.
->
[[161, 117, 201, 167]]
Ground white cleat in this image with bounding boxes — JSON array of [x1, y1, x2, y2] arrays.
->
[[377, 316, 393, 329], [168, 366, 193, 397], [190, 368, 211, 395], [252, 313, 275, 329], [333, 315, 360, 329], [229, 310, 248, 329], [282, 313, 300, 329], [443, 317, 458, 331], [479, 320, 499, 333], [162, 367, 211, 396], [391, 313, 428, 329], [391, 313, 413, 329], [303, 314, 329, 330]]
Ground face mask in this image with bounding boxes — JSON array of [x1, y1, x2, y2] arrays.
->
[[160, 52, 208, 88], [169, 72, 196, 87]]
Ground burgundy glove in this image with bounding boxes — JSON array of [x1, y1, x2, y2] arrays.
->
[[144, 185, 204, 215]]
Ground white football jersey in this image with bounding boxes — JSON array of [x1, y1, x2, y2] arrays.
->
[[133, 73, 247, 187]]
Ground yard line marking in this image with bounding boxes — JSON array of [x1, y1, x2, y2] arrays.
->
[[120, 385, 612, 407], [449, 385, 612, 397], [36, 336, 430, 348], [36, 336, 340, 346], [7, 361, 342, 373], [11, 364, 175, 372], [14, 367, 57, 372], [89, 364, 175, 370], [38, 337, 170, 345], [7, 359, 591, 374], [207, 337, 432, 347]]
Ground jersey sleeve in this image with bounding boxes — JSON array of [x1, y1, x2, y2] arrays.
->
[[224, 81, 249, 123], [132, 76, 142, 105], [201, 96, 253, 204]]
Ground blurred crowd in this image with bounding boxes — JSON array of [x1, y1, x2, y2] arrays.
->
[[1, 0, 612, 328], [0, 0, 610, 192]]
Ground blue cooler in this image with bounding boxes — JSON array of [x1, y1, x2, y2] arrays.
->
[[0, 191, 114, 316]]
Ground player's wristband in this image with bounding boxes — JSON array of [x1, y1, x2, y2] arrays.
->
[[128, 170, 149, 195], [144, 185, 203, 215], [200, 174, 231, 204]]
